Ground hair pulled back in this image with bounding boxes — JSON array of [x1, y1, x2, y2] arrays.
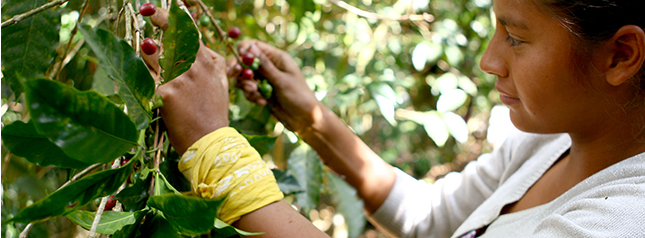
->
[[539, 0, 645, 83]]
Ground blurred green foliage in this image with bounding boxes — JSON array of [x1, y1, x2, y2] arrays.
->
[[2, 0, 500, 237]]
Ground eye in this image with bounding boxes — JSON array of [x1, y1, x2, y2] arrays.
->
[[505, 35, 523, 47]]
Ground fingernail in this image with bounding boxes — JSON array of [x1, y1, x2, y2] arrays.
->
[[258, 99, 267, 106]]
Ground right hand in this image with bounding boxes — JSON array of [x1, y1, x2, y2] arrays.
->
[[235, 40, 322, 133]]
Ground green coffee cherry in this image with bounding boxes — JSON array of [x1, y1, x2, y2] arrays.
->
[[258, 79, 273, 99]]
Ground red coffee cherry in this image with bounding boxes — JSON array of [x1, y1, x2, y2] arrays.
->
[[139, 3, 156, 16], [228, 27, 241, 39], [242, 53, 255, 66], [242, 68, 254, 80], [105, 195, 117, 211], [141, 38, 157, 55]]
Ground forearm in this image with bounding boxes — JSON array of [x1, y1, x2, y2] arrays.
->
[[234, 200, 329, 238], [298, 105, 396, 213]]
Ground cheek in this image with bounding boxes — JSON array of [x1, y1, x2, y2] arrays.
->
[[514, 57, 579, 113]]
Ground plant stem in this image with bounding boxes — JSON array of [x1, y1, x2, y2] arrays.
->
[[18, 162, 101, 238], [125, 3, 134, 46], [149, 118, 161, 196], [130, 1, 145, 56], [88, 158, 122, 238], [2, 152, 11, 180], [327, 0, 434, 22], [52, 0, 92, 79], [195, 0, 242, 64], [60, 163, 103, 188], [1, 0, 70, 28], [18, 223, 33, 238]]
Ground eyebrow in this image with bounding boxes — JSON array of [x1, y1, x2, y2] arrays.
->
[[497, 16, 528, 30]]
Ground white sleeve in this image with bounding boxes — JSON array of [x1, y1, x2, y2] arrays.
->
[[368, 131, 535, 238], [367, 144, 514, 238]]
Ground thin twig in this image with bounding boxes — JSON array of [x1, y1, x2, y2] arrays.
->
[[327, 0, 434, 22], [18, 223, 33, 238], [88, 159, 122, 238], [60, 163, 103, 188], [1, 0, 70, 28], [2, 152, 11, 180], [196, 0, 242, 64], [18, 162, 101, 238], [149, 119, 161, 196], [128, 1, 144, 56], [125, 2, 134, 46], [114, 1, 129, 36], [52, 0, 92, 79]]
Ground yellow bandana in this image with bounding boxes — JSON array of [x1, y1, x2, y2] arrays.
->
[[178, 127, 284, 224]]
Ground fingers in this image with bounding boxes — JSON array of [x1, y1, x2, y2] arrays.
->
[[149, 7, 169, 31], [140, 40, 161, 80], [237, 40, 284, 79], [239, 80, 267, 106], [227, 58, 243, 79], [254, 41, 300, 73]]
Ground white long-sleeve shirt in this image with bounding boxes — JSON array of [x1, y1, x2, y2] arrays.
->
[[368, 130, 645, 238]]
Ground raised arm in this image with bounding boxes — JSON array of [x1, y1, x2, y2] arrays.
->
[[140, 6, 327, 237], [236, 41, 396, 213]]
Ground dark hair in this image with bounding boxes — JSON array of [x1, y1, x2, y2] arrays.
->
[[539, 0, 645, 87]]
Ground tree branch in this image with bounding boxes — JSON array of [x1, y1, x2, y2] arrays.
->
[[18, 223, 33, 238], [195, 0, 243, 64], [52, 0, 92, 79], [327, 0, 434, 22], [88, 159, 122, 238], [1, 0, 70, 28], [18, 162, 101, 238]]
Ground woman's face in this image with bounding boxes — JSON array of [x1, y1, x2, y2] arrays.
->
[[481, 0, 610, 134]]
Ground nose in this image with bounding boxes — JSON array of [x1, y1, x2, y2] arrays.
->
[[480, 30, 509, 78]]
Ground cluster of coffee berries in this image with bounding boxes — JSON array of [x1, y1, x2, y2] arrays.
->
[[138, 2, 272, 98]]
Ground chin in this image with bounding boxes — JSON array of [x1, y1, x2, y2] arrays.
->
[[508, 113, 554, 135]]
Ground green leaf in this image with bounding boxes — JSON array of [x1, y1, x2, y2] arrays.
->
[[153, 172, 181, 196], [8, 163, 133, 224], [368, 83, 398, 126], [411, 41, 443, 71], [159, 158, 192, 193], [443, 112, 469, 143], [1, 121, 92, 168], [137, 212, 182, 238], [271, 169, 304, 195], [423, 111, 450, 147], [114, 174, 150, 212], [242, 134, 277, 156], [65, 210, 138, 235], [213, 218, 263, 237], [160, 0, 199, 82], [78, 25, 155, 130], [325, 171, 365, 238], [436, 89, 468, 112], [21, 78, 138, 164], [1, 0, 60, 96], [111, 210, 148, 238], [432, 72, 459, 95], [287, 143, 324, 214], [147, 194, 221, 236], [285, 0, 316, 24]]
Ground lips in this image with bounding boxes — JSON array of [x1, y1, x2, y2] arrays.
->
[[495, 85, 520, 105]]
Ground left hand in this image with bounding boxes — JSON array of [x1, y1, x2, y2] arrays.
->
[[140, 6, 240, 155]]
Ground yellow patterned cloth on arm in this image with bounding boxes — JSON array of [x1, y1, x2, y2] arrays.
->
[[177, 127, 284, 224]]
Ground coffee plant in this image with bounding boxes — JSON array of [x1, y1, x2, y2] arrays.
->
[[1, 0, 497, 237]]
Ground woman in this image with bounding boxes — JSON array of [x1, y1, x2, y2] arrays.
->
[[143, 0, 645, 237]]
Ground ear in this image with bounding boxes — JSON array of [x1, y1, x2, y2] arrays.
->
[[604, 25, 645, 86]]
